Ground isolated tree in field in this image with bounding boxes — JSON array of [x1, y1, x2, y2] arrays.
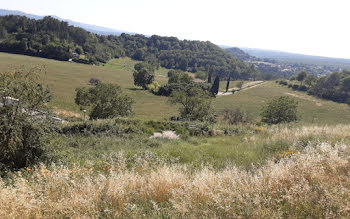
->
[[210, 75, 220, 95], [0, 67, 53, 173], [260, 96, 298, 124], [296, 71, 307, 85], [75, 83, 133, 119], [133, 63, 155, 89], [225, 76, 231, 93], [169, 87, 215, 122]]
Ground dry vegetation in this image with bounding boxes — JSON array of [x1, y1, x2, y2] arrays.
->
[[1, 125, 350, 218]]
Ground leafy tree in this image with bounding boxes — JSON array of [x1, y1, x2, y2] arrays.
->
[[169, 87, 215, 122], [195, 71, 208, 80], [0, 67, 53, 173], [296, 71, 307, 85], [168, 72, 193, 84], [341, 76, 350, 92], [304, 74, 316, 87], [0, 15, 254, 78], [210, 75, 220, 95], [260, 96, 298, 124], [75, 83, 133, 119], [133, 63, 155, 89]]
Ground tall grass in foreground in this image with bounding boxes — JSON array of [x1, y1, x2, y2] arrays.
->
[[1, 142, 349, 218]]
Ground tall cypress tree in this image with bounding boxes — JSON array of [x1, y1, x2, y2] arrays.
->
[[208, 72, 212, 83], [210, 76, 220, 96], [226, 76, 231, 92]]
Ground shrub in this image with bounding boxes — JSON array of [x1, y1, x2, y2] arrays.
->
[[0, 68, 53, 173], [288, 84, 292, 88], [236, 80, 244, 90], [223, 108, 252, 125], [169, 87, 216, 123], [88, 77, 101, 85], [298, 85, 308, 91], [157, 82, 211, 96], [279, 80, 288, 86], [146, 81, 161, 93], [260, 96, 298, 124], [167, 69, 182, 78], [195, 71, 208, 80], [292, 84, 299, 90], [75, 83, 133, 119], [168, 72, 193, 84]]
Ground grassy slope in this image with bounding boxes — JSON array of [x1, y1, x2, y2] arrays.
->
[[1, 52, 349, 124], [0, 53, 177, 119], [215, 81, 350, 125]]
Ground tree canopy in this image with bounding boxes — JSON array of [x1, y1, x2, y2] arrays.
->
[[260, 96, 298, 124], [169, 87, 215, 122], [75, 83, 133, 119], [0, 15, 256, 79]]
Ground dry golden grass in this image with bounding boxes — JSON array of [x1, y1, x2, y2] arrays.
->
[[1, 138, 349, 218]]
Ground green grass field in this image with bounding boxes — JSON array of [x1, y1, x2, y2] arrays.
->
[[1, 52, 349, 124], [215, 81, 350, 124]]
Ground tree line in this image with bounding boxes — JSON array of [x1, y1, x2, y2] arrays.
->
[[0, 15, 257, 79], [278, 70, 350, 104]]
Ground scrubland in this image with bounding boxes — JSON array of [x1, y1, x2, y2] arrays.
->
[[1, 124, 350, 218]]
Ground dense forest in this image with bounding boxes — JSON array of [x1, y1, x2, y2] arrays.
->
[[0, 15, 256, 79]]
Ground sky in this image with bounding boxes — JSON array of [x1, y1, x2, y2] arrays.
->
[[2, 0, 350, 59]]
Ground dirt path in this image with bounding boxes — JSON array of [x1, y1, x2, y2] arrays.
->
[[285, 92, 323, 106], [217, 81, 265, 96]]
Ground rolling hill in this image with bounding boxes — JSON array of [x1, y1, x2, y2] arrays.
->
[[1, 52, 349, 124], [0, 9, 130, 35]]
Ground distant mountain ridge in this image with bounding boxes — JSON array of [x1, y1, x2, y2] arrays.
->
[[225, 47, 350, 77], [0, 9, 132, 35], [240, 47, 350, 68]]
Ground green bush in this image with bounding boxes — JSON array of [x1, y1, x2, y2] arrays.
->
[[298, 85, 308, 91], [0, 68, 53, 173], [169, 87, 216, 123], [260, 96, 298, 124], [279, 80, 288, 86], [75, 83, 133, 119], [223, 108, 252, 125], [292, 84, 299, 90]]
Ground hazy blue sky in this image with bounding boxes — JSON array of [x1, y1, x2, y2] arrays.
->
[[2, 0, 350, 59]]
